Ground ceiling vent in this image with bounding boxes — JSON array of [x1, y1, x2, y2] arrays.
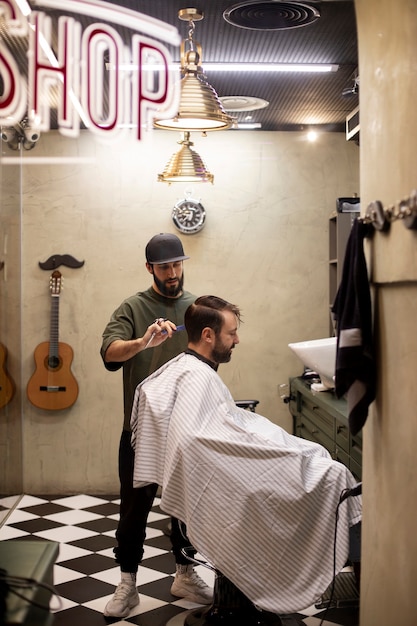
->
[[223, 1, 320, 30]]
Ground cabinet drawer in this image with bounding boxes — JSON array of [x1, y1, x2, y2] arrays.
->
[[301, 402, 335, 440], [298, 413, 336, 455], [289, 378, 362, 479], [335, 420, 349, 453]]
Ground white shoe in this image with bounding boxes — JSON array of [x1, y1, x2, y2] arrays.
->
[[171, 568, 213, 604], [103, 581, 139, 617]]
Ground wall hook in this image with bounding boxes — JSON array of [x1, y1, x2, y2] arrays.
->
[[402, 190, 417, 230], [362, 189, 417, 233], [364, 200, 390, 232]]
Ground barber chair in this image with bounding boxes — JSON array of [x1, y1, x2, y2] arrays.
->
[[234, 399, 259, 412], [168, 399, 270, 625], [183, 568, 282, 626], [172, 514, 282, 626]]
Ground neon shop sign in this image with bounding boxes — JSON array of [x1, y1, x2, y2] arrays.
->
[[0, 0, 181, 139]]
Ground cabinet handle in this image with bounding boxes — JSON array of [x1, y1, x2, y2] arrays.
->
[[312, 429, 319, 434], [337, 425, 346, 434]]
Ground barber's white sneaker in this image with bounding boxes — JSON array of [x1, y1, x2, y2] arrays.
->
[[103, 581, 139, 617], [170, 566, 213, 605]]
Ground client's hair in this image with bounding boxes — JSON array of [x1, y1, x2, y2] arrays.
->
[[184, 295, 241, 343]]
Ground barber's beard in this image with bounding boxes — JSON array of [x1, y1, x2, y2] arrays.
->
[[154, 272, 184, 297]]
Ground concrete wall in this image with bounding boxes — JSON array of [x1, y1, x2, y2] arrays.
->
[[0, 128, 359, 493], [356, 0, 417, 623]]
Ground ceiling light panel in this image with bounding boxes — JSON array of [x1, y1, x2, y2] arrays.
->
[[220, 96, 269, 111]]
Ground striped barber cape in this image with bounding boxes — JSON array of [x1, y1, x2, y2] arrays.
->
[[131, 353, 361, 614]]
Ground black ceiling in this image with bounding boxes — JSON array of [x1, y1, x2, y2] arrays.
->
[[2, 0, 359, 133], [118, 0, 359, 132]]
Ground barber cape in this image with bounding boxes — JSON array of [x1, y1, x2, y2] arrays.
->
[[131, 353, 361, 614]]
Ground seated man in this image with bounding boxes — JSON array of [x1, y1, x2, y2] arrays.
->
[[130, 295, 362, 615]]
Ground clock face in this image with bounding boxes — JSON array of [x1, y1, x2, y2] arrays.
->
[[172, 199, 206, 234]]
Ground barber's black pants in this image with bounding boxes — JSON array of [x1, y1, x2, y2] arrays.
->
[[114, 430, 195, 572]]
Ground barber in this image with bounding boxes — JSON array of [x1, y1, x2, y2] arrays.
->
[[100, 233, 212, 619]]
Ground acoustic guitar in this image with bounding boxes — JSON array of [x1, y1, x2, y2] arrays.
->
[[0, 342, 15, 409], [27, 270, 79, 410]]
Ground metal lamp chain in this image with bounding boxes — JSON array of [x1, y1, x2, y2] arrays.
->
[[187, 19, 196, 49]]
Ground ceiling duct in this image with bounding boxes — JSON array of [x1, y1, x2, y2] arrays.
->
[[223, 1, 320, 31]]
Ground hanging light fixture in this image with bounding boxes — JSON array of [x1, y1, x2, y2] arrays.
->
[[158, 131, 214, 184], [153, 8, 235, 132]]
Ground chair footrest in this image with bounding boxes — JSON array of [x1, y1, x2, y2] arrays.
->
[[315, 570, 359, 610]]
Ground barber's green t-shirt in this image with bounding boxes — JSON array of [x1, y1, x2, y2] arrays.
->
[[101, 286, 195, 430]]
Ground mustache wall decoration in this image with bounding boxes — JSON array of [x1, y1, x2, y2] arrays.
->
[[39, 255, 85, 270]]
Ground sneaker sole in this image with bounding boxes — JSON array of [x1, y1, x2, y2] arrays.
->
[[171, 590, 212, 605], [103, 597, 139, 618]]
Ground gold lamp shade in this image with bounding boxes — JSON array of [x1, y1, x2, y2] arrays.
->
[[154, 60, 235, 131], [154, 9, 235, 132], [158, 132, 214, 184]]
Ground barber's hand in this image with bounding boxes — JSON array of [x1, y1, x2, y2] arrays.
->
[[143, 318, 177, 349]]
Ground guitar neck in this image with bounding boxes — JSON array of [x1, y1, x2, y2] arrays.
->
[[50, 293, 60, 359]]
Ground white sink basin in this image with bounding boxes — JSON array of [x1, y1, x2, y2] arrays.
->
[[288, 337, 337, 389]]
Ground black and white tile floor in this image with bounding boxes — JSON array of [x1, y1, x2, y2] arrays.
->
[[0, 494, 359, 626]]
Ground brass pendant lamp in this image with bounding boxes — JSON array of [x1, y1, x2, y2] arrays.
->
[[154, 8, 235, 132], [158, 131, 214, 184]]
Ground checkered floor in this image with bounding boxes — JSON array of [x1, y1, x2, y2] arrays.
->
[[0, 494, 359, 626]]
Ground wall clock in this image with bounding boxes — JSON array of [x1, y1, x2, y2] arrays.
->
[[172, 197, 206, 234]]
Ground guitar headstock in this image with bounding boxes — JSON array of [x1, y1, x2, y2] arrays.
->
[[50, 270, 62, 296]]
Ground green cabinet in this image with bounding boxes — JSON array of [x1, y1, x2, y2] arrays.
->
[[289, 377, 362, 480], [0, 540, 59, 625]]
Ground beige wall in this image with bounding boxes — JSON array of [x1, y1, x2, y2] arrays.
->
[[0, 157, 22, 498], [356, 0, 417, 623], [9, 128, 359, 493]]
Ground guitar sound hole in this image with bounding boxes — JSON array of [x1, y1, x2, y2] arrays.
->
[[48, 356, 60, 369]]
